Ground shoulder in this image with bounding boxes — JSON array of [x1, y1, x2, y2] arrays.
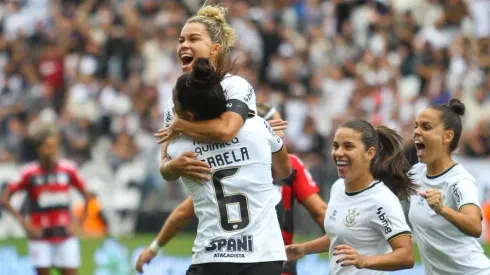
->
[[448, 164, 477, 186], [331, 178, 345, 195], [220, 74, 251, 88], [409, 162, 426, 182], [19, 162, 40, 175], [58, 159, 80, 172], [374, 182, 401, 202]]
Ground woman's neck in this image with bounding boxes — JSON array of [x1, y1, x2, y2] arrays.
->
[[345, 172, 375, 193], [427, 155, 455, 177]]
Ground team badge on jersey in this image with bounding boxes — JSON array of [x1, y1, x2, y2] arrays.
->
[[343, 208, 359, 227]]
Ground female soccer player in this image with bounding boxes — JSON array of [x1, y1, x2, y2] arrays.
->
[[136, 103, 327, 275], [409, 98, 490, 274], [285, 120, 416, 275], [155, 2, 286, 185], [161, 58, 290, 275], [1, 123, 89, 275]]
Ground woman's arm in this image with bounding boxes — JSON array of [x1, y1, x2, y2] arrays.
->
[[172, 111, 245, 142], [337, 235, 414, 270], [271, 145, 292, 180]]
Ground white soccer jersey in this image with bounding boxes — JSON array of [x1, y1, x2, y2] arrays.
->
[[408, 163, 490, 275], [164, 74, 257, 127], [324, 179, 411, 275], [167, 116, 286, 264]]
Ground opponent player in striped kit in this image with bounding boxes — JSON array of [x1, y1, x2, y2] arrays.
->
[[1, 123, 89, 275]]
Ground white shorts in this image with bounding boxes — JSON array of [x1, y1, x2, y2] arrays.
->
[[28, 237, 81, 268]]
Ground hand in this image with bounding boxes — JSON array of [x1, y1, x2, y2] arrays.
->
[[333, 245, 367, 269], [268, 119, 288, 132], [67, 220, 83, 236], [419, 188, 445, 214], [154, 126, 179, 144], [135, 248, 157, 273], [23, 222, 43, 238], [285, 243, 306, 261], [168, 152, 211, 183]]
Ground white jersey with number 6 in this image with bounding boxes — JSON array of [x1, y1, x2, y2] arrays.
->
[[408, 163, 490, 275], [167, 116, 286, 264]]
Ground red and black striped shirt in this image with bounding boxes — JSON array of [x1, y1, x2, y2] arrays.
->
[[8, 160, 86, 243]]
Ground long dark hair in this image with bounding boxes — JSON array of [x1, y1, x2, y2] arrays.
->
[[174, 58, 230, 121], [342, 119, 417, 198]]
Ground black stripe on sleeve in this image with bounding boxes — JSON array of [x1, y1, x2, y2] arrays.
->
[[459, 203, 483, 220], [226, 99, 249, 122], [272, 144, 284, 154], [387, 231, 412, 243]]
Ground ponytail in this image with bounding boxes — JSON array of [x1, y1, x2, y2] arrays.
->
[[374, 126, 417, 198]]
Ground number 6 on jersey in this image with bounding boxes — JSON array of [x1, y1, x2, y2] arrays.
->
[[212, 168, 250, 231]]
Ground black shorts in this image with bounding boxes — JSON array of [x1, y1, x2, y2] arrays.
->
[[186, 261, 283, 275]]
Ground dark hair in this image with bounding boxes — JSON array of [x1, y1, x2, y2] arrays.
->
[[429, 98, 465, 153], [342, 119, 417, 199], [174, 58, 228, 121]]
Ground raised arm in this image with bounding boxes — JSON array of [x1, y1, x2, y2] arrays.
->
[[422, 180, 483, 238]]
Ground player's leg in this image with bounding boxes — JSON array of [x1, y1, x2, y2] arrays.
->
[[28, 240, 53, 275], [53, 237, 81, 275]]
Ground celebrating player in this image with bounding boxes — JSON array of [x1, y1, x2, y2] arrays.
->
[[285, 120, 416, 274], [1, 123, 89, 275], [159, 58, 290, 275], [409, 98, 490, 274], [154, 2, 286, 188]]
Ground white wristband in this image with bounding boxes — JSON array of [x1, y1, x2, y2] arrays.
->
[[149, 240, 161, 253]]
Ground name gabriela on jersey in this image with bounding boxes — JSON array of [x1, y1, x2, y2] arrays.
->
[[167, 117, 286, 264], [8, 160, 86, 243]]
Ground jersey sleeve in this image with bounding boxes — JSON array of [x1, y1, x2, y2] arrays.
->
[[8, 169, 31, 193], [290, 155, 320, 202], [451, 179, 482, 211], [371, 195, 412, 243], [261, 119, 283, 153], [163, 98, 175, 128], [66, 164, 86, 192], [223, 76, 256, 118]]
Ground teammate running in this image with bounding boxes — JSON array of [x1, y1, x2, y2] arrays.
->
[[285, 120, 416, 275], [409, 98, 490, 274], [160, 58, 290, 275], [1, 123, 89, 275]]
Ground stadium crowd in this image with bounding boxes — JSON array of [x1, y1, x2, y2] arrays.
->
[[0, 0, 490, 208]]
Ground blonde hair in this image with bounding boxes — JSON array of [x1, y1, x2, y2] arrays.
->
[[187, 3, 237, 54]]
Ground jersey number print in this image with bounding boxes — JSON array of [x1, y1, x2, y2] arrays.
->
[[213, 168, 250, 231]]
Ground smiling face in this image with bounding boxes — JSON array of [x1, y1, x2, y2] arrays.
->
[[332, 127, 376, 183], [177, 23, 220, 72], [413, 108, 454, 164]]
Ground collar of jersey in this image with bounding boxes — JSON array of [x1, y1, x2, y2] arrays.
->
[[426, 163, 458, 179], [345, 180, 381, 197]]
